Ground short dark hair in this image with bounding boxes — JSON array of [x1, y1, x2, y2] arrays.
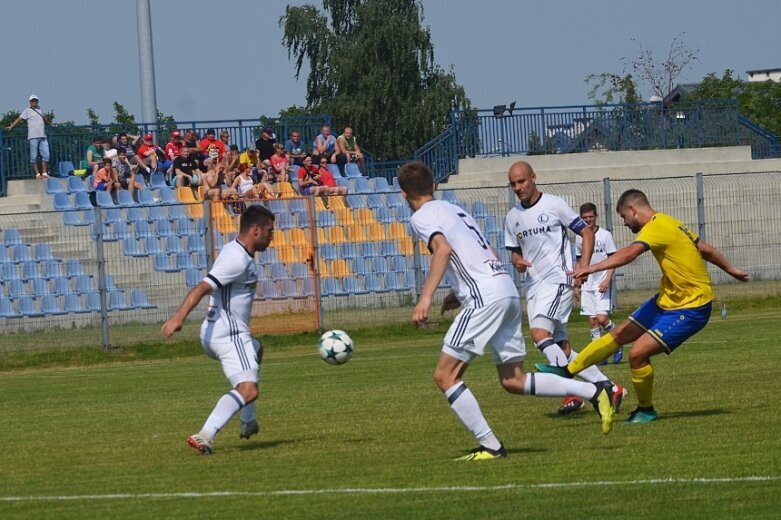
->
[[616, 189, 650, 211], [579, 202, 598, 216], [397, 161, 434, 198], [240, 204, 275, 233]]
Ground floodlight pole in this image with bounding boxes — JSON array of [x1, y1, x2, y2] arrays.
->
[[136, 0, 158, 128]]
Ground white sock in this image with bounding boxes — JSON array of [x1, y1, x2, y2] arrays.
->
[[523, 372, 598, 400], [590, 327, 601, 340], [240, 401, 256, 423], [445, 382, 501, 451], [535, 338, 568, 366], [200, 390, 246, 440]]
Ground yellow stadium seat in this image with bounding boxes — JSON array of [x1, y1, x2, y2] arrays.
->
[[316, 227, 328, 245], [176, 187, 198, 203], [347, 224, 367, 242], [335, 208, 355, 226], [314, 197, 327, 212], [287, 228, 308, 247], [327, 195, 347, 210], [389, 222, 409, 240], [276, 245, 297, 264], [356, 207, 376, 225], [367, 222, 386, 241], [331, 259, 352, 278], [271, 230, 288, 247], [187, 202, 204, 219], [278, 182, 296, 199], [318, 259, 329, 277], [398, 236, 414, 256], [328, 226, 348, 244], [419, 239, 430, 255]]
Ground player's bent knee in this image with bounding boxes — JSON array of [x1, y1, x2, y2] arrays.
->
[[235, 381, 259, 403]]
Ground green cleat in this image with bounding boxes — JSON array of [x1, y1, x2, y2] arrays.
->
[[626, 407, 658, 424], [534, 363, 572, 377], [455, 443, 507, 461], [590, 382, 616, 434]]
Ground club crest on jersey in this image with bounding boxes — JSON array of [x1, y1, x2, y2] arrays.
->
[[537, 214, 550, 224]]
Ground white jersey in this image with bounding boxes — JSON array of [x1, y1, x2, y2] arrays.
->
[[503, 193, 587, 291], [576, 226, 617, 291], [409, 200, 517, 309], [20, 107, 46, 140], [200, 239, 259, 342]]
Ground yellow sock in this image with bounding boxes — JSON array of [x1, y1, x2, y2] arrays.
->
[[568, 333, 620, 374], [631, 364, 655, 408]]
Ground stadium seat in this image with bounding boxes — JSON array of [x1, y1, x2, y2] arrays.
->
[[342, 275, 365, 295], [327, 164, 342, 178], [290, 262, 310, 280], [389, 222, 409, 240], [472, 201, 489, 219], [123, 237, 145, 257], [86, 292, 102, 312], [45, 177, 65, 195], [363, 273, 387, 293], [355, 207, 374, 224], [391, 255, 409, 273], [345, 163, 362, 178], [346, 224, 368, 243], [396, 204, 411, 222], [156, 219, 175, 238], [403, 270, 417, 290], [440, 190, 458, 205], [335, 177, 350, 191], [65, 259, 86, 278], [351, 257, 371, 276], [0, 262, 17, 283], [371, 256, 390, 273], [68, 175, 87, 193], [4, 229, 23, 247], [275, 245, 297, 264], [73, 275, 95, 294], [277, 182, 297, 198], [134, 220, 153, 240], [367, 223, 386, 241], [321, 277, 341, 297], [354, 177, 371, 193], [340, 243, 358, 259], [287, 228, 308, 247], [260, 280, 283, 300], [385, 272, 404, 292], [380, 241, 400, 257], [96, 190, 116, 208], [317, 210, 336, 228], [158, 187, 176, 204], [0, 297, 16, 318], [150, 171, 167, 190], [164, 236, 185, 254], [53, 192, 73, 211], [147, 205, 167, 222], [34, 244, 55, 262], [360, 242, 379, 258], [174, 252, 194, 270], [370, 177, 391, 192], [12, 244, 30, 264], [268, 262, 287, 280], [328, 226, 348, 245], [130, 289, 156, 309], [41, 259, 63, 279], [8, 279, 27, 298], [153, 253, 173, 272], [126, 206, 146, 224], [345, 194, 366, 209], [288, 198, 307, 215], [184, 268, 202, 287], [18, 296, 42, 317], [319, 244, 339, 261], [30, 278, 48, 296], [85, 175, 95, 192], [74, 191, 93, 210], [331, 259, 351, 278], [110, 221, 130, 241], [41, 294, 66, 315], [385, 192, 404, 210], [109, 290, 131, 311], [280, 279, 303, 299], [186, 235, 206, 252], [366, 194, 384, 209], [375, 206, 394, 223], [137, 189, 155, 205], [392, 176, 400, 191], [64, 293, 87, 314], [116, 189, 135, 207], [58, 161, 75, 179], [52, 275, 71, 295], [277, 211, 297, 230]]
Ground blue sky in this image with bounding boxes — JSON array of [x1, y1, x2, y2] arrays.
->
[[2, 0, 779, 124]]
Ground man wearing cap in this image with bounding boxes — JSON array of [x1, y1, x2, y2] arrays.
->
[[136, 133, 161, 173], [6, 95, 54, 179], [199, 129, 226, 161], [254, 126, 276, 169], [165, 131, 185, 164]]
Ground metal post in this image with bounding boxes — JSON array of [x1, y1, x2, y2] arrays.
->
[[203, 200, 213, 269], [94, 206, 111, 351], [309, 195, 324, 331], [696, 172, 706, 241], [602, 177, 618, 311], [412, 237, 422, 299], [136, 0, 158, 127]]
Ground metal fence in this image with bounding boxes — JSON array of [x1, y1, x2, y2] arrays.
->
[[0, 170, 779, 353]]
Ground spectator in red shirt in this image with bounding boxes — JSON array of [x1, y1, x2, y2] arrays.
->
[[165, 130, 184, 163], [136, 133, 161, 173], [298, 155, 347, 196], [199, 128, 226, 161], [267, 143, 292, 183]]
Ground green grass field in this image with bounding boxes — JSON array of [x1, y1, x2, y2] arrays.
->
[[2, 303, 781, 519]]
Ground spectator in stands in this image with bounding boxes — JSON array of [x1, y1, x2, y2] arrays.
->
[[284, 130, 307, 167], [172, 146, 198, 188], [165, 130, 184, 165], [335, 126, 365, 175], [114, 132, 149, 179], [203, 160, 239, 201], [312, 124, 337, 163], [316, 156, 348, 195], [232, 164, 275, 199], [6, 94, 53, 179], [219, 130, 232, 152], [255, 126, 277, 173], [268, 143, 292, 183], [93, 156, 120, 195], [224, 144, 240, 176], [200, 128, 226, 161], [239, 147, 259, 180], [84, 136, 106, 177], [113, 149, 145, 200], [136, 133, 161, 173], [298, 155, 345, 197]]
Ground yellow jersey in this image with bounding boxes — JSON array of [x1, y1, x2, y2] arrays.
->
[[239, 151, 258, 167], [634, 213, 714, 310]]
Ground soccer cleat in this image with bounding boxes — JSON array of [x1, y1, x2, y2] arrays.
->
[[626, 407, 658, 424], [455, 443, 507, 461], [590, 382, 616, 434], [534, 363, 572, 378], [239, 419, 260, 439], [613, 347, 624, 364], [612, 384, 627, 412], [558, 396, 586, 416], [187, 434, 214, 455]]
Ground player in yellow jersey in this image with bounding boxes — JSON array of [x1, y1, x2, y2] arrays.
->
[[537, 189, 749, 426]]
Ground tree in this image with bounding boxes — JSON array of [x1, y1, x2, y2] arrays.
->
[[627, 33, 699, 99], [280, 0, 470, 160], [585, 73, 641, 106]]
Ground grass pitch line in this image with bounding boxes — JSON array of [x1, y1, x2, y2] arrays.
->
[[1, 476, 778, 502]]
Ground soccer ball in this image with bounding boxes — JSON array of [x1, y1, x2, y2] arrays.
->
[[318, 329, 354, 365]]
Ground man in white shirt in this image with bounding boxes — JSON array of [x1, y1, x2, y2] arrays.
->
[[162, 205, 275, 454], [6, 95, 53, 179], [504, 161, 625, 417], [400, 161, 617, 460]]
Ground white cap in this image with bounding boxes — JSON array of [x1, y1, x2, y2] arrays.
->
[[29, 94, 39, 101]]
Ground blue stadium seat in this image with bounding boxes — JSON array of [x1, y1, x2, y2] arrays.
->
[[126, 206, 146, 224], [134, 220, 153, 240], [195, 252, 208, 269], [34, 244, 55, 262], [396, 204, 411, 222], [74, 191, 93, 210], [186, 235, 206, 252], [345, 194, 366, 208], [327, 164, 342, 178], [41, 259, 63, 279], [123, 237, 146, 257], [130, 289, 156, 309], [58, 161, 75, 179], [371, 177, 391, 192], [8, 279, 27, 298], [74, 275, 95, 294], [345, 163, 362, 178], [45, 177, 65, 195], [169, 204, 188, 220], [0, 297, 17, 318], [385, 272, 404, 292], [342, 275, 365, 295], [150, 171, 167, 190], [472, 201, 489, 219], [340, 243, 358, 259], [268, 262, 287, 280], [335, 177, 350, 191], [41, 294, 66, 315], [440, 190, 458, 204], [276, 211, 296, 230], [260, 280, 283, 300], [363, 273, 387, 293], [85, 175, 95, 192], [380, 241, 399, 257], [174, 217, 193, 237], [64, 293, 87, 314], [153, 253, 172, 272], [158, 187, 176, 204], [30, 278, 48, 296], [360, 242, 379, 258], [21, 261, 40, 281], [176, 252, 195, 270], [371, 256, 390, 273], [165, 236, 185, 254], [63, 209, 87, 227], [53, 192, 73, 211], [4, 229, 23, 247], [147, 205, 167, 222], [103, 274, 119, 292], [137, 189, 155, 205], [317, 211, 336, 227], [12, 244, 30, 264], [290, 262, 310, 280], [156, 219, 175, 238], [96, 190, 116, 208], [52, 275, 71, 295], [184, 268, 202, 287], [0, 248, 9, 264], [116, 189, 135, 207], [366, 194, 385, 209], [68, 175, 87, 193], [301, 279, 315, 298], [392, 176, 400, 191], [354, 177, 371, 193], [320, 277, 341, 296], [375, 206, 394, 223], [65, 259, 86, 278], [102, 207, 122, 225], [18, 296, 42, 317], [280, 279, 303, 299], [319, 244, 338, 261], [110, 221, 131, 241], [86, 292, 102, 312], [109, 290, 131, 311], [288, 198, 307, 215], [391, 255, 408, 273]]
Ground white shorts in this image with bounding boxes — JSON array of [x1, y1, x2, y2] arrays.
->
[[443, 297, 526, 365], [201, 332, 260, 388], [526, 283, 573, 332], [580, 289, 611, 317]]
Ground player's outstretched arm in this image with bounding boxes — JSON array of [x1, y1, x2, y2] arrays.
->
[[697, 240, 750, 282], [162, 281, 213, 338], [570, 242, 645, 279], [412, 234, 451, 326]]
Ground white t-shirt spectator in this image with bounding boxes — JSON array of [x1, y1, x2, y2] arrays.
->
[[19, 107, 46, 140]]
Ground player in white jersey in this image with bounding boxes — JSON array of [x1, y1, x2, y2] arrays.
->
[[575, 203, 620, 364], [503, 161, 625, 417], [162, 205, 275, 454], [398, 162, 617, 459]]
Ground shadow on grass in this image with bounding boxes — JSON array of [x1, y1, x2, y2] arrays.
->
[[233, 439, 298, 451], [506, 447, 547, 455], [655, 408, 731, 420]]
